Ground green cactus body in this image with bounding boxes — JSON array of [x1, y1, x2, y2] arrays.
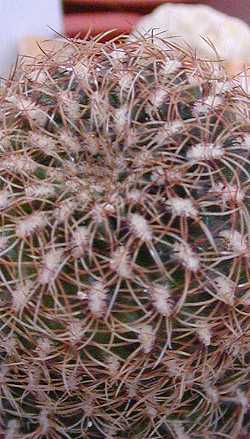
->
[[0, 35, 249, 438]]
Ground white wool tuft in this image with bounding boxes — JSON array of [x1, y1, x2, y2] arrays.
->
[[25, 183, 56, 199], [162, 59, 182, 75], [138, 324, 155, 353], [213, 276, 236, 305], [166, 197, 198, 218], [147, 87, 167, 110], [211, 182, 245, 205], [106, 355, 120, 376], [150, 283, 173, 316], [59, 130, 80, 153], [38, 409, 50, 434], [196, 321, 211, 346], [0, 188, 11, 210], [88, 280, 107, 318], [68, 320, 85, 343], [36, 337, 52, 360], [30, 132, 56, 155], [174, 242, 200, 272], [54, 200, 77, 223], [11, 280, 33, 312], [38, 248, 64, 284], [129, 213, 152, 242], [70, 226, 89, 258], [219, 229, 248, 254], [110, 246, 132, 278], [187, 143, 224, 162], [192, 95, 223, 116], [7, 95, 47, 126], [1, 153, 37, 173], [16, 212, 48, 239]]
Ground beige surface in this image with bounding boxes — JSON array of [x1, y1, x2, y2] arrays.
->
[[18, 36, 65, 59]]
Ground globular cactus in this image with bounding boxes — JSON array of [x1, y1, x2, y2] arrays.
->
[[0, 33, 250, 439]]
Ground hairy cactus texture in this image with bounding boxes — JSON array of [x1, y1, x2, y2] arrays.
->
[[0, 34, 250, 438]]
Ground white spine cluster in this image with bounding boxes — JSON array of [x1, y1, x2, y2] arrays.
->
[[36, 337, 52, 360], [30, 132, 56, 155], [129, 213, 152, 242], [219, 229, 248, 254], [166, 168, 182, 183], [7, 95, 47, 126], [213, 275, 236, 305], [162, 120, 183, 136], [106, 355, 120, 377], [88, 280, 107, 318], [54, 200, 77, 223], [59, 130, 80, 154], [11, 280, 32, 312], [192, 95, 223, 116], [166, 197, 198, 218], [196, 321, 212, 346], [73, 61, 89, 81], [148, 87, 167, 110], [211, 182, 245, 205], [118, 72, 134, 90], [91, 91, 109, 124], [25, 183, 56, 200], [127, 189, 142, 203], [203, 383, 219, 404], [70, 226, 89, 258], [1, 153, 37, 173], [110, 48, 126, 62], [166, 358, 182, 377], [110, 246, 132, 278], [150, 283, 173, 316], [214, 80, 234, 95], [59, 92, 81, 121], [172, 422, 190, 439], [138, 324, 155, 353], [0, 188, 11, 210], [38, 248, 64, 284], [16, 212, 48, 239], [91, 202, 115, 223], [151, 166, 166, 185], [114, 105, 129, 132], [173, 242, 200, 272], [162, 59, 182, 75], [187, 143, 224, 162], [38, 409, 50, 434], [68, 320, 84, 343]]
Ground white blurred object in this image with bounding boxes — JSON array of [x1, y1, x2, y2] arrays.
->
[[133, 4, 250, 63], [0, 0, 63, 77]]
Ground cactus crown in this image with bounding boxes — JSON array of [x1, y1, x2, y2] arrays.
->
[[0, 34, 250, 438]]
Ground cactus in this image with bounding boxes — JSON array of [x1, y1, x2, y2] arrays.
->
[[0, 34, 250, 438]]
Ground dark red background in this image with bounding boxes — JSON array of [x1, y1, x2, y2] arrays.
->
[[63, 0, 250, 38]]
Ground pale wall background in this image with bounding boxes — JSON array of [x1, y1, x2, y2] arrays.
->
[[0, 0, 63, 77]]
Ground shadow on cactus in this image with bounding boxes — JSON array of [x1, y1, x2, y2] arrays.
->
[[0, 32, 250, 438]]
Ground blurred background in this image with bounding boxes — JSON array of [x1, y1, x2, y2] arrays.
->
[[63, 0, 250, 38], [1, 0, 250, 76]]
